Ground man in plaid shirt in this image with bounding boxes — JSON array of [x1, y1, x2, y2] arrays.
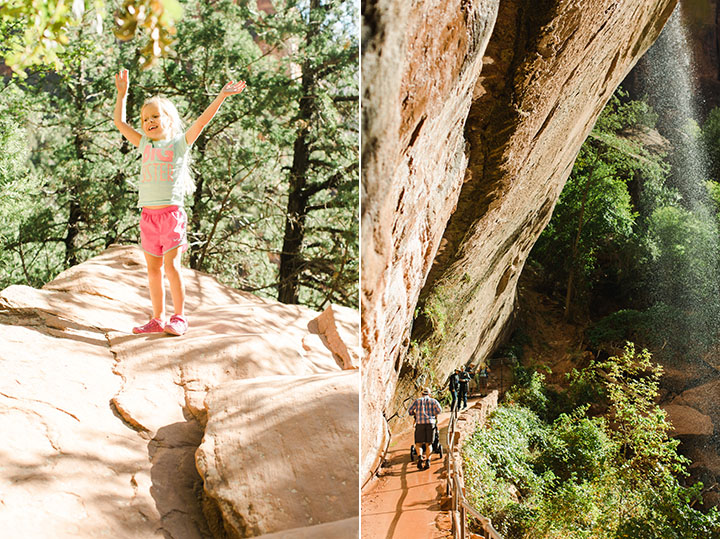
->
[[408, 387, 442, 470]]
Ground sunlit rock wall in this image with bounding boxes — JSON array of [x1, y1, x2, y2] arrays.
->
[[361, 0, 678, 484], [361, 0, 500, 484]]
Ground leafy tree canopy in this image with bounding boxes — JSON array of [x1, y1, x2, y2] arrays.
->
[[0, 0, 181, 75]]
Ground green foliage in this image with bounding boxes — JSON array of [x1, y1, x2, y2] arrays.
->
[[644, 204, 720, 351], [584, 345, 687, 482], [406, 339, 439, 389], [707, 179, 720, 210], [593, 91, 656, 132], [227, 0, 359, 306], [0, 86, 30, 183], [463, 344, 720, 539], [586, 303, 678, 350], [463, 405, 548, 508], [531, 90, 666, 316], [537, 408, 612, 483], [420, 285, 451, 336], [492, 327, 531, 375], [1, 0, 101, 75], [113, 0, 182, 69], [505, 369, 550, 417], [701, 106, 720, 182], [0, 0, 180, 76], [587, 308, 651, 348], [534, 86, 720, 358], [0, 83, 46, 286]]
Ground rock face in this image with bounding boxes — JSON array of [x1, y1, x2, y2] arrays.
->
[[683, 0, 720, 111], [361, 0, 501, 485], [361, 0, 677, 483], [196, 372, 358, 538], [666, 378, 720, 507], [0, 246, 358, 538], [668, 380, 720, 434], [663, 404, 714, 436]]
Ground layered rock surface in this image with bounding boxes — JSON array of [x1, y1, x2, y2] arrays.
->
[[0, 245, 359, 538], [361, 0, 677, 483], [361, 0, 501, 484]]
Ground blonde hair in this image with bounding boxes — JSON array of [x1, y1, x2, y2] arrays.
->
[[141, 96, 184, 137], [141, 96, 195, 195]]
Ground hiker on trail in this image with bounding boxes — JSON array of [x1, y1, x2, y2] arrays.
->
[[478, 365, 490, 390], [446, 368, 461, 411], [458, 366, 471, 410], [408, 387, 442, 470], [113, 69, 246, 337]]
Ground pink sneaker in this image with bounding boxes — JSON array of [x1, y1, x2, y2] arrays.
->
[[132, 318, 165, 334], [164, 314, 188, 336]]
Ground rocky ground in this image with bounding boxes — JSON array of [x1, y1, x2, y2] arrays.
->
[[0, 245, 359, 538]]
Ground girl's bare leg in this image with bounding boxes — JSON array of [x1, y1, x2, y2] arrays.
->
[[144, 252, 165, 320], [164, 247, 185, 316]]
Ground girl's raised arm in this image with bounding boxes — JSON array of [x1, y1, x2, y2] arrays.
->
[[114, 69, 142, 148], [185, 80, 246, 146]]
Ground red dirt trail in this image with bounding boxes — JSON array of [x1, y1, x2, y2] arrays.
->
[[361, 409, 458, 539]]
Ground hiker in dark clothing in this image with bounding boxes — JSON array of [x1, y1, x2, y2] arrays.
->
[[446, 368, 460, 411], [458, 366, 471, 410]]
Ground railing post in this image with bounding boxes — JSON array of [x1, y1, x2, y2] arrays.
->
[[447, 396, 503, 539]]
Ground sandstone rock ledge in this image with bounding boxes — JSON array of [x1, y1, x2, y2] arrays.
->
[[196, 373, 359, 538], [0, 245, 359, 539]]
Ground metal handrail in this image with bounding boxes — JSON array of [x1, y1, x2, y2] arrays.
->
[[445, 402, 502, 539]]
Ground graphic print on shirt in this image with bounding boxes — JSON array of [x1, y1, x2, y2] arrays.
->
[[142, 146, 175, 183]]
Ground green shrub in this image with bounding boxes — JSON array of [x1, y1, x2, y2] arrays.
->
[[537, 409, 612, 483], [462, 344, 720, 538], [505, 370, 550, 417], [586, 308, 655, 348]]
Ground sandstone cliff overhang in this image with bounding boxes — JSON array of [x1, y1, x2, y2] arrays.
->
[[0, 245, 359, 538], [361, 0, 678, 484]]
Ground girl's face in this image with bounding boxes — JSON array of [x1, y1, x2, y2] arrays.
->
[[141, 103, 171, 140]]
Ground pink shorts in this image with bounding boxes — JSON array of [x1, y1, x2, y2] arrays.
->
[[139, 206, 188, 257]]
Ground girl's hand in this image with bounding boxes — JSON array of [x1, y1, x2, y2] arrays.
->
[[186, 80, 247, 145], [221, 80, 247, 96], [115, 69, 129, 96]]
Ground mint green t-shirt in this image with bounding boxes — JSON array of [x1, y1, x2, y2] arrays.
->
[[138, 133, 191, 207]]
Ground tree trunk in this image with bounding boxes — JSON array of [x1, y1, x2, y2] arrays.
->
[[565, 174, 592, 320], [66, 62, 87, 267], [278, 0, 319, 304], [65, 198, 82, 267], [278, 119, 311, 303]]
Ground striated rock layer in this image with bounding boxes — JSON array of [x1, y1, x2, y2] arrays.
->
[[0, 245, 358, 538], [361, 0, 677, 483], [361, 0, 501, 485]]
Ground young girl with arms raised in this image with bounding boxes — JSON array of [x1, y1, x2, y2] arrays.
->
[[113, 69, 246, 336]]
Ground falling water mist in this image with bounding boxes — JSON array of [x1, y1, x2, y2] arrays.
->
[[638, 3, 720, 356], [634, 0, 720, 507]]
